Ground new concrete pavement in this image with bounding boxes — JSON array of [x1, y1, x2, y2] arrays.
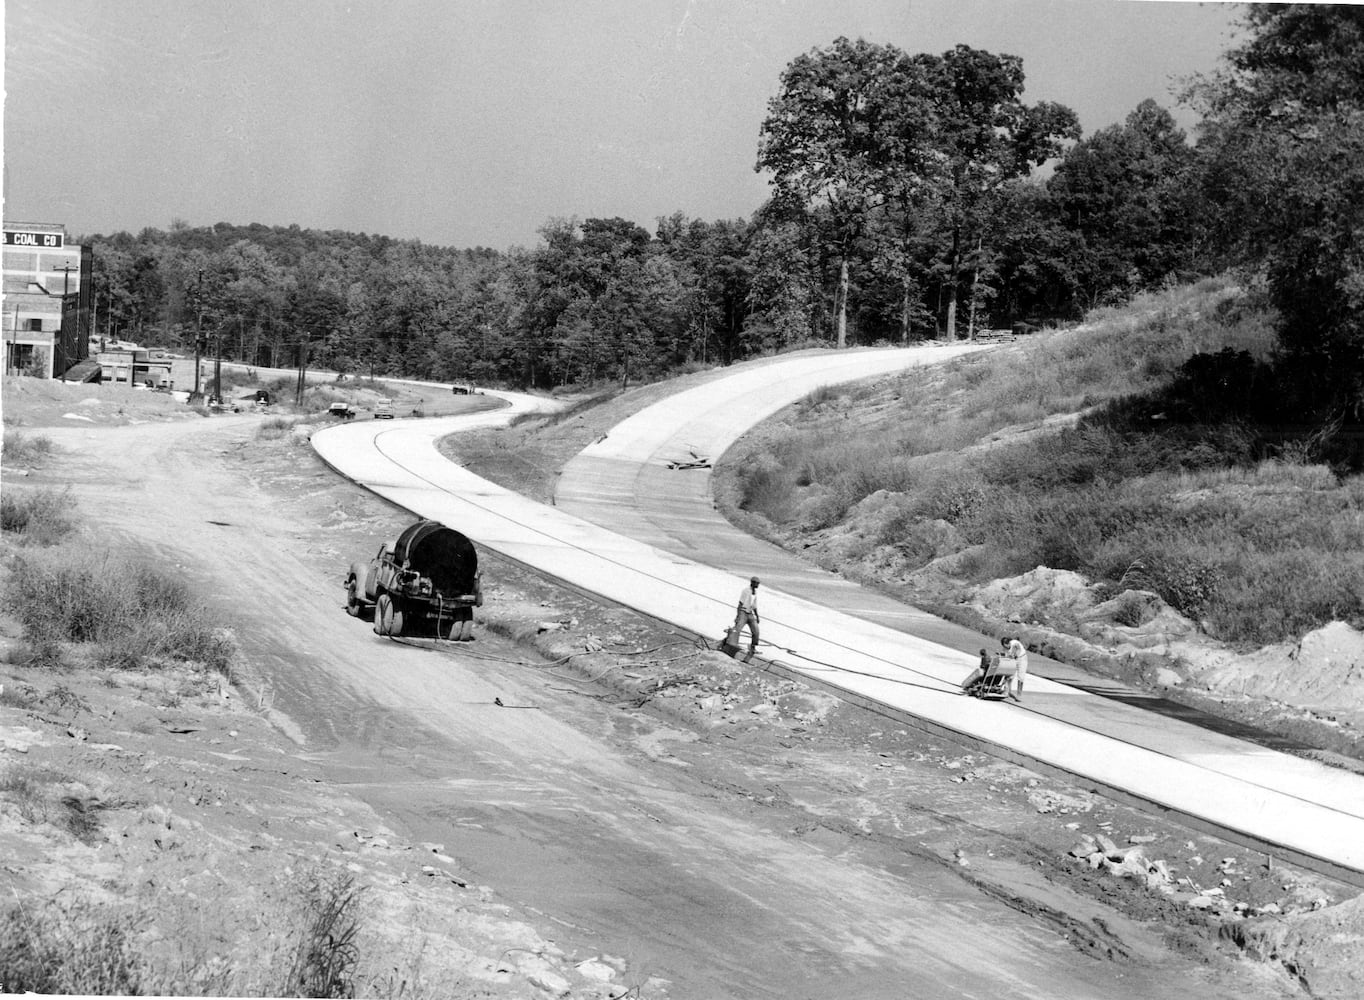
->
[[312, 347, 1364, 885]]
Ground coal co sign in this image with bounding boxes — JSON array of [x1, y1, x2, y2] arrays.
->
[[3, 230, 64, 248]]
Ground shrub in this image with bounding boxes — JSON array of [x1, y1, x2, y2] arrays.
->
[[1, 429, 54, 465], [734, 450, 797, 522], [257, 416, 302, 440], [0, 487, 76, 543], [5, 548, 236, 674]]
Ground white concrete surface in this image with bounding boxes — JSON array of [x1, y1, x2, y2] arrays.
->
[[312, 349, 1364, 882]]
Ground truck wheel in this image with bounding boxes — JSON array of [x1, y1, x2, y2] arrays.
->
[[375, 593, 405, 637], [345, 579, 364, 617]]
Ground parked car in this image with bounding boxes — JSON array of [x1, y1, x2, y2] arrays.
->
[[327, 402, 355, 419], [451, 384, 472, 395], [374, 399, 395, 419]]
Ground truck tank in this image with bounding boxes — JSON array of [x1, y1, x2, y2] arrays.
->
[[391, 520, 479, 598]]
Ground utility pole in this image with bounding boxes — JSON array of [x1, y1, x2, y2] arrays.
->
[[213, 324, 223, 404], [193, 269, 204, 398], [295, 335, 309, 407]]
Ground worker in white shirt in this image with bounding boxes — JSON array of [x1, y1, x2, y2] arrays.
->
[[1002, 635, 1028, 701], [734, 576, 761, 660]]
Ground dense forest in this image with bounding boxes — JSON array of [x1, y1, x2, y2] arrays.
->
[[83, 7, 1364, 416]]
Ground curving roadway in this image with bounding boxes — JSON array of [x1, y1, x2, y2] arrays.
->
[[312, 347, 1364, 886]]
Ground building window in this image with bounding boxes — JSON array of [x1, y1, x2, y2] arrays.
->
[[25, 318, 42, 332]]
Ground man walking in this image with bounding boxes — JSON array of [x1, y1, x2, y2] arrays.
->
[[734, 576, 761, 660]]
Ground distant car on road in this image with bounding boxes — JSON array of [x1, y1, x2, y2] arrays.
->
[[451, 384, 474, 395], [327, 402, 355, 420], [374, 399, 395, 419]]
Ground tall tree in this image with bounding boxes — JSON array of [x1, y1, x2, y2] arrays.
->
[[757, 37, 905, 347], [1190, 5, 1364, 414], [917, 46, 1079, 340]]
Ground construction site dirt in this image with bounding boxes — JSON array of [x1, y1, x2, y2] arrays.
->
[[2, 375, 1360, 999]]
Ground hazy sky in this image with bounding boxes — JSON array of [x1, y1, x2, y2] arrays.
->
[[3, 0, 1242, 250]]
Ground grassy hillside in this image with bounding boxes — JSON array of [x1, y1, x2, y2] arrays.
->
[[718, 276, 1364, 648]]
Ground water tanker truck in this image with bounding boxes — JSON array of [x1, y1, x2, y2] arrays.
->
[[345, 520, 483, 640]]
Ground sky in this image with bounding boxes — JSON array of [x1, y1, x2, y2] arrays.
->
[[2, 0, 1243, 251]]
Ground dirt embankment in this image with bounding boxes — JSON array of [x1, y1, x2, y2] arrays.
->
[[1, 375, 1362, 998]]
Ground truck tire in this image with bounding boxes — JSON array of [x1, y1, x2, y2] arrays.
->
[[345, 578, 364, 618], [375, 593, 404, 637]]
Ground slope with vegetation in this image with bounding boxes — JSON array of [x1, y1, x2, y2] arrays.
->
[[714, 277, 1364, 756]]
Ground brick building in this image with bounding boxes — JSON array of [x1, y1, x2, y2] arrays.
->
[[3, 222, 92, 378]]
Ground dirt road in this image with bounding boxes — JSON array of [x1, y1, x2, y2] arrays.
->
[[18, 393, 1304, 999]]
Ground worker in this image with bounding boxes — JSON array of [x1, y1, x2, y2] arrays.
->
[[1001, 635, 1028, 701], [734, 576, 761, 660]]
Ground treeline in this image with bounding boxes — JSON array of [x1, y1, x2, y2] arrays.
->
[[84, 7, 1364, 406]]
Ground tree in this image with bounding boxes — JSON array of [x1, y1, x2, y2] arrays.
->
[[757, 37, 905, 347], [1190, 5, 1364, 414], [1048, 99, 1200, 305], [917, 46, 1079, 339]]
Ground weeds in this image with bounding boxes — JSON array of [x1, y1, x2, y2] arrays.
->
[[1, 428, 54, 466], [0, 486, 76, 543], [0, 683, 36, 709], [284, 871, 366, 999], [257, 415, 303, 440], [0, 763, 101, 842], [5, 547, 237, 673], [0, 897, 146, 995]]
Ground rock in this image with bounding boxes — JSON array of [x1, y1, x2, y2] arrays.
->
[[576, 958, 616, 983], [1095, 834, 1120, 856], [971, 568, 1099, 624], [1129, 833, 1157, 844], [514, 954, 570, 996], [1068, 835, 1099, 858]]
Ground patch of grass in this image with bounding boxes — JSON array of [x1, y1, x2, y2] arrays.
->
[[0, 762, 101, 841], [41, 682, 90, 717], [0, 764, 53, 823], [5, 547, 237, 674], [0, 897, 146, 995], [284, 871, 366, 999], [0, 682, 37, 709], [1, 428, 54, 466], [0, 486, 76, 543], [257, 415, 305, 440]]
